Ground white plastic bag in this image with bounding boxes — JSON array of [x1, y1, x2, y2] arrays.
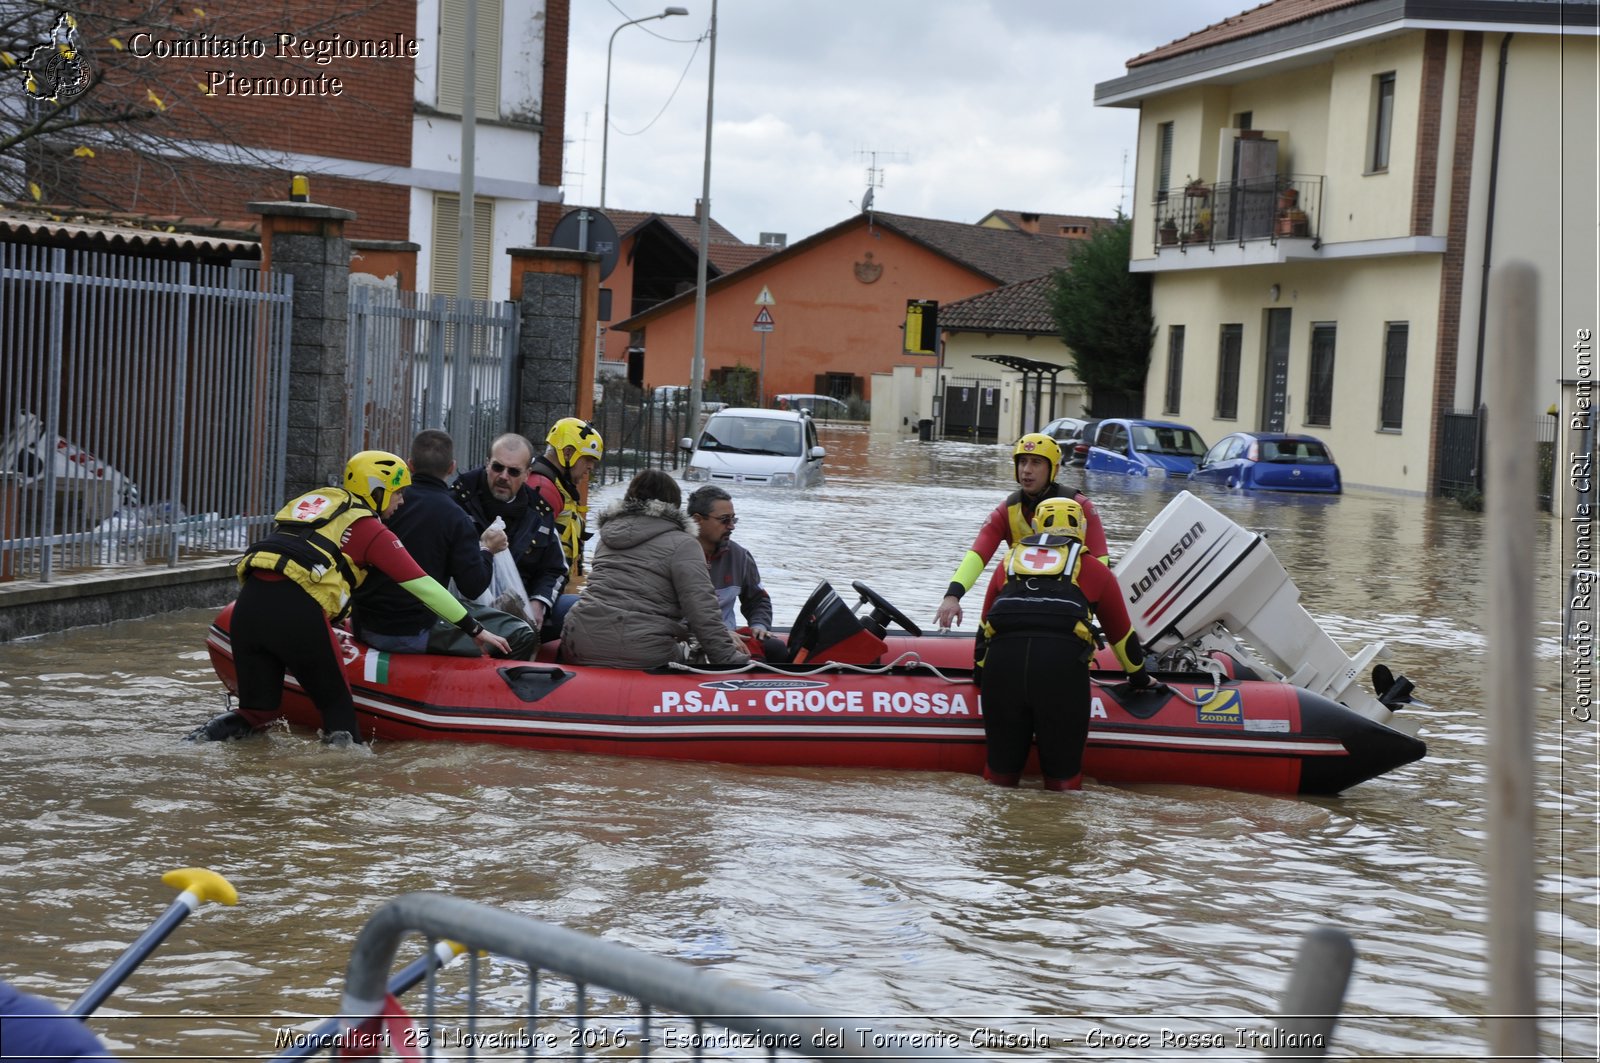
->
[[474, 516, 532, 619]]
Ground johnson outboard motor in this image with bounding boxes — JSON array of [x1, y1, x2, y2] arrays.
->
[[1115, 491, 1414, 726]]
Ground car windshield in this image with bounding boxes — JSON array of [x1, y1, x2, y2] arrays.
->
[[699, 417, 802, 456], [1260, 439, 1332, 464], [1130, 425, 1207, 457]]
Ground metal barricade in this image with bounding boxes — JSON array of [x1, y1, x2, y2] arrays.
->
[[296, 892, 981, 1062]]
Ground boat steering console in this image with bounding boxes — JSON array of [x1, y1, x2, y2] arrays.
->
[[851, 580, 922, 638], [785, 580, 921, 665]]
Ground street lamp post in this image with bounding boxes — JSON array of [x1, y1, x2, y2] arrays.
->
[[601, 6, 688, 209]]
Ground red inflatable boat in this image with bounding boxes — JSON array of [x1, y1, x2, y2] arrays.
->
[[204, 574, 1425, 796]]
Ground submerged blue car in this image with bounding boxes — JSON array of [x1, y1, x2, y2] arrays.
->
[[1081, 418, 1209, 477], [1188, 431, 1343, 493]]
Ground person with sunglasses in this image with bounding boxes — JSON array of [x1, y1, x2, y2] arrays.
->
[[351, 429, 536, 659], [686, 485, 786, 660], [450, 433, 568, 636]]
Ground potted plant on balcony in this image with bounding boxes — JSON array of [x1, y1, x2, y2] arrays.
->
[[1159, 217, 1179, 246], [1184, 177, 1209, 200], [1191, 208, 1212, 242], [1277, 186, 1299, 213], [1275, 208, 1310, 238]]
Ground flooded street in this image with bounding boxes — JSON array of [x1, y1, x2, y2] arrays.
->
[[0, 423, 1593, 1060]]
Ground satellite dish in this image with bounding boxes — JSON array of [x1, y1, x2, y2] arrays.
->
[[861, 187, 874, 213], [550, 208, 620, 282]]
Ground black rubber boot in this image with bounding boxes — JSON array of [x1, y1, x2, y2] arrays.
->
[[185, 711, 257, 742]]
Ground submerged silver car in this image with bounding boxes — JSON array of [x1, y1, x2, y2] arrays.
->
[[680, 408, 825, 487]]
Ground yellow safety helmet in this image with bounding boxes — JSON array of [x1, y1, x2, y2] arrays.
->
[[1032, 497, 1087, 541], [344, 450, 410, 511], [546, 418, 604, 468], [1013, 432, 1061, 483]]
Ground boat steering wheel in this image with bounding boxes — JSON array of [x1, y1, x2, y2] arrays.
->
[[852, 580, 923, 637]]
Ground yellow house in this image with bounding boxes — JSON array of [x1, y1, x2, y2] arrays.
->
[[1095, 0, 1598, 495]]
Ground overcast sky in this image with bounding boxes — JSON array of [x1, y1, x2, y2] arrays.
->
[[561, 0, 1253, 245]]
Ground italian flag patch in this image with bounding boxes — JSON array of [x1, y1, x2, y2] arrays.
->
[[363, 650, 390, 684]]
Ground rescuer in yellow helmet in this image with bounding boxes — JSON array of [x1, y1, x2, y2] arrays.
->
[[187, 450, 511, 744], [934, 431, 1109, 631], [974, 496, 1151, 791]]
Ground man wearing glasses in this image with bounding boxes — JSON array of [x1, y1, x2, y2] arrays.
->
[[452, 433, 568, 636], [687, 485, 785, 659]]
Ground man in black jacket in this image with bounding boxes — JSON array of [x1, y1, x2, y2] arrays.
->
[[451, 432, 569, 635], [352, 430, 536, 658]]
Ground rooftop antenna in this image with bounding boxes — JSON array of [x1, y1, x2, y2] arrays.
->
[[1119, 148, 1129, 217], [853, 147, 907, 227], [564, 111, 591, 203]]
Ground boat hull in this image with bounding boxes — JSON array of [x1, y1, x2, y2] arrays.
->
[[204, 606, 1424, 795]]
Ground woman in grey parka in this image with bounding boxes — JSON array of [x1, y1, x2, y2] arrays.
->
[[559, 470, 751, 670]]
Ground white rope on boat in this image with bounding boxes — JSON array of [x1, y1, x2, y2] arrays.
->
[[666, 652, 970, 685]]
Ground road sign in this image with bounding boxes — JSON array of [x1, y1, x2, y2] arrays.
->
[[753, 307, 775, 333], [755, 286, 776, 306], [550, 208, 620, 281]]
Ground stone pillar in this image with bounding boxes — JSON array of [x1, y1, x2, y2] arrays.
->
[[506, 247, 600, 438], [250, 199, 355, 500]]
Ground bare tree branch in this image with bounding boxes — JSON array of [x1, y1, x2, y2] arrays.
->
[[2, 0, 402, 215]]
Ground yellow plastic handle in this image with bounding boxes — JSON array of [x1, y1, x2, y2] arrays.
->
[[161, 867, 239, 907]]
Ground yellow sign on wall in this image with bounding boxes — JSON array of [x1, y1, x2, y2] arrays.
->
[[904, 299, 938, 355]]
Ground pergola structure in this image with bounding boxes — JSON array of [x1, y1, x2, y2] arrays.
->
[[975, 353, 1072, 434]]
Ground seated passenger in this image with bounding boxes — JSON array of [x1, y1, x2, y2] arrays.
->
[[451, 433, 568, 633], [560, 470, 750, 670], [687, 485, 787, 661], [351, 429, 535, 659]]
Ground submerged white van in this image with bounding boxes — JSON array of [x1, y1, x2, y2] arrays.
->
[[680, 408, 825, 487]]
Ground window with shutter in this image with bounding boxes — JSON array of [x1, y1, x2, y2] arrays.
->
[[431, 192, 495, 300], [438, 0, 502, 119]]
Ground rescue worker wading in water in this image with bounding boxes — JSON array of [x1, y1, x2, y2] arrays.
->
[[188, 451, 511, 744], [525, 417, 603, 637], [934, 433, 1109, 631], [974, 497, 1151, 791]]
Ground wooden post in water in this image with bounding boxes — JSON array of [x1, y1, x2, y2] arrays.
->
[[1486, 261, 1538, 1056], [1270, 926, 1354, 1057]]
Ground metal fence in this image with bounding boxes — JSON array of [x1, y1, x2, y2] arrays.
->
[[1437, 406, 1555, 510], [0, 243, 294, 582], [278, 892, 980, 1063], [264, 892, 1354, 1062], [590, 382, 698, 488], [346, 284, 518, 462]]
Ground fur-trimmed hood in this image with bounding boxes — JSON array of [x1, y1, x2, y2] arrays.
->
[[594, 496, 690, 550]]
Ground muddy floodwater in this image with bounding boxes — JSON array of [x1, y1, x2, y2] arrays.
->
[[0, 423, 1593, 1061]]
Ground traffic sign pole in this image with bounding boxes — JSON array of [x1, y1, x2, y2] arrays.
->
[[751, 307, 775, 406]]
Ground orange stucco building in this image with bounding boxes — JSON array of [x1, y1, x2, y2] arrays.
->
[[611, 211, 1074, 404]]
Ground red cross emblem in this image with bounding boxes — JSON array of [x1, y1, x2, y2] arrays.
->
[[293, 496, 329, 520], [1022, 547, 1056, 568], [1022, 440, 1037, 451]]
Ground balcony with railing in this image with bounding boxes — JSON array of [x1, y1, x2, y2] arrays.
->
[[1152, 173, 1323, 256]]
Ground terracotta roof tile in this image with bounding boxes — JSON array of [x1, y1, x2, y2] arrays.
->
[[939, 274, 1061, 335], [874, 212, 1072, 285], [1128, 0, 1371, 67], [564, 204, 775, 272], [982, 211, 1116, 238]]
